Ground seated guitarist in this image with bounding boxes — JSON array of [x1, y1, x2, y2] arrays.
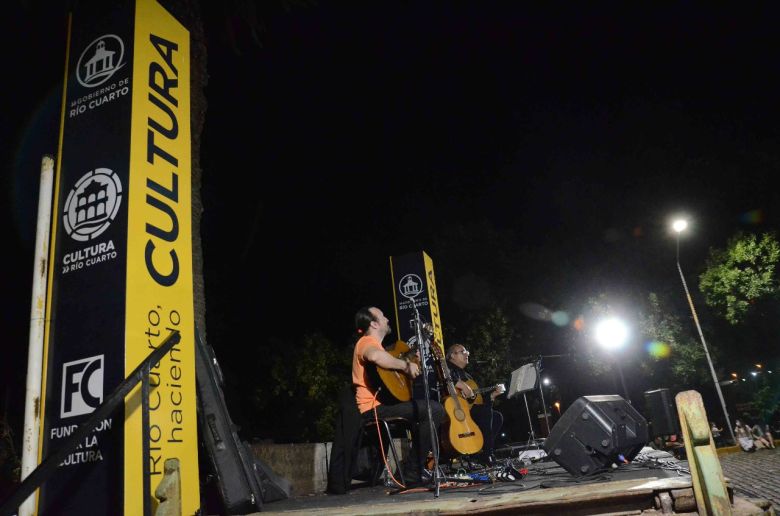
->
[[446, 343, 504, 463], [352, 306, 445, 485]]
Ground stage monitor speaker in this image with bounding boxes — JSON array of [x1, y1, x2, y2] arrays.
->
[[643, 388, 680, 438], [507, 362, 538, 398], [543, 395, 648, 476]]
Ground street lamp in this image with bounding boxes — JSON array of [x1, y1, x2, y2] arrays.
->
[[595, 317, 631, 402], [672, 218, 737, 445]]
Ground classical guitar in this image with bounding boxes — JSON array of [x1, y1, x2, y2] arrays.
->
[[430, 343, 484, 456], [463, 379, 505, 406], [370, 339, 419, 403]]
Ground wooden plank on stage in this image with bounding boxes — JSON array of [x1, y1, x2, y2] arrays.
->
[[253, 476, 715, 515]]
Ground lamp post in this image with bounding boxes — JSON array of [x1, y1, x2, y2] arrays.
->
[[595, 317, 631, 402], [540, 377, 554, 433], [672, 218, 737, 445]]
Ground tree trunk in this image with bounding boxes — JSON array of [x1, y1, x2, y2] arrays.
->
[[161, 0, 209, 339]]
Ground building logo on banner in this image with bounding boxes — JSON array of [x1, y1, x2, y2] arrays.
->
[[77, 34, 126, 87], [399, 273, 424, 300], [70, 34, 130, 119], [61, 355, 104, 418], [396, 272, 430, 364], [63, 168, 123, 242]]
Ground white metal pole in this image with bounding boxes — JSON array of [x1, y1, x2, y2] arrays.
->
[[676, 233, 737, 446], [20, 155, 55, 516]]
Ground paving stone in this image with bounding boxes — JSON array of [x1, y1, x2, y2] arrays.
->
[[719, 447, 780, 509]]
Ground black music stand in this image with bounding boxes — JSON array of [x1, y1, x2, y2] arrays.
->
[[507, 362, 541, 444]]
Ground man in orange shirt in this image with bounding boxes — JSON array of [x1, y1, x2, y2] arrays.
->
[[353, 306, 445, 485]]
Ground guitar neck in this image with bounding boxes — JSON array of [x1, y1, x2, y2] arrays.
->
[[430, 343, 461, 399], [438, 357, 460, 398], [473, 384, 500, 395]]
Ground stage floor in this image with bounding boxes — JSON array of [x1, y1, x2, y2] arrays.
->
[[249, 447, 748, 515]]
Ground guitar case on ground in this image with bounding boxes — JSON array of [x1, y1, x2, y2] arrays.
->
[[195, 329, 290, 514]]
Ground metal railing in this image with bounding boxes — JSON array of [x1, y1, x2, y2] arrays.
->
[[0, 330, 181, 516]]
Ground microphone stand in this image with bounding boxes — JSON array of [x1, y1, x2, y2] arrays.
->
[[535, 356, 551, 438], [409, 297, 441, 498], [522, 392, 537, 445]]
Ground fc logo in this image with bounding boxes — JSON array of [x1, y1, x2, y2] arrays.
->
[[61, 355, 104, 419]]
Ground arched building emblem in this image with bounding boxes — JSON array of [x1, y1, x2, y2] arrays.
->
[[63, 168, 123, 241]]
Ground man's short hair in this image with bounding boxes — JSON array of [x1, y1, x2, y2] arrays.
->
[[446, 343, 463, 361], [354, 306, 376, 333]]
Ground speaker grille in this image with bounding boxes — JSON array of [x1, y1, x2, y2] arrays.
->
[[543, 395, 649, 476]]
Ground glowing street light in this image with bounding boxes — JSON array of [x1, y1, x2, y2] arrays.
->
[[672, 217, 737, 445], [672, 219, 688, 233], [595, 317, 631, 401], [595, 318, 629, 351]]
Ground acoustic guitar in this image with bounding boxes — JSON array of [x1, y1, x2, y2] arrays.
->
[[463, 379, 505, 406], [369, 339, 419, 403], [430, 343, 484, 456]]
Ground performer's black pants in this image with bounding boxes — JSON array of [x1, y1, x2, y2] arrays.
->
[[470, 404, 503, 456]]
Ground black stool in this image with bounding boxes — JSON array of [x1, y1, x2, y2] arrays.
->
[[358, 416, 413, 486]]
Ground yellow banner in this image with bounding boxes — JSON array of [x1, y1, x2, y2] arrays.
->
[[125, 0, 198, 513], [423, 252, 445, 353]]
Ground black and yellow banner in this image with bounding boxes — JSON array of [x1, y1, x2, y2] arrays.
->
[[39, 1, 198, 514], [389, 250, 444, 352], [390, 251, 445, 400]]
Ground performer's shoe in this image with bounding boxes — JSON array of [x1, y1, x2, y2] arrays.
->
[[403, 467, 433, 488]]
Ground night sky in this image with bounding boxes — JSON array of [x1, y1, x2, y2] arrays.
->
[[3, 2, 780, 443]]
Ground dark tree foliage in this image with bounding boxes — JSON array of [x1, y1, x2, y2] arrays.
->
[[700, 232, 780, 325], [250, 333, 351, 442]]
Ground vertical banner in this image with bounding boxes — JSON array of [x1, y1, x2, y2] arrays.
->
[[38, 1, 198, 514], [124, 1, 198, 514], [389, 251, 444, 353]]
